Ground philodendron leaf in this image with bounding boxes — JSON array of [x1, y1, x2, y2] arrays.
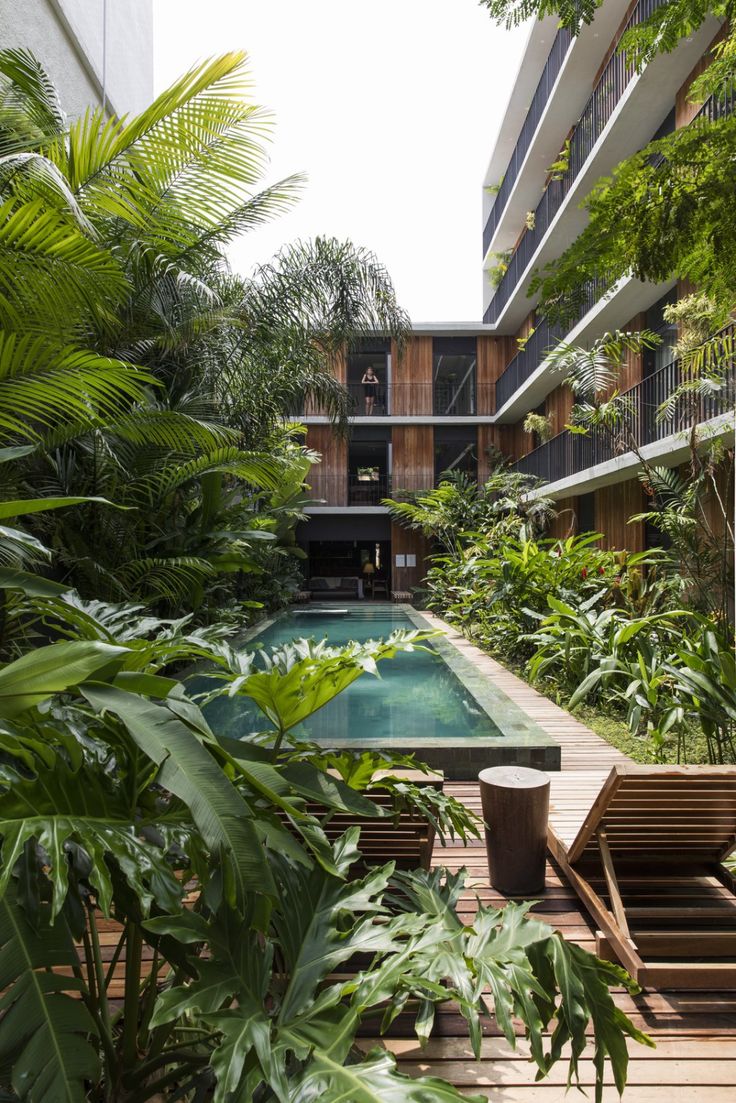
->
[[0, 761, 183, 919], [290, 1047, 485, 1103], [0, 889, 100, 1103], [80, 683, 278, 907], [0, 641, 127, 718]]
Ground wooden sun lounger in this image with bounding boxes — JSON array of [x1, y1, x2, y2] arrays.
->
[[547, 764, 736, 990]]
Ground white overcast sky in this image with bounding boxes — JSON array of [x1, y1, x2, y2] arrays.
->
[[153, 1, 527, 322]]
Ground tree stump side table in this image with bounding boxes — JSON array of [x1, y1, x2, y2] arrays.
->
[[478, 766, 550, 895]]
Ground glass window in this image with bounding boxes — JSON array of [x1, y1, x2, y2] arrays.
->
[[434, 426, 477, 482], [433, 337, 477, 415]]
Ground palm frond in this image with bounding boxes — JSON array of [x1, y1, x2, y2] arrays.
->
[[0, 48, 65, 155], [0, 334, 157, 443]]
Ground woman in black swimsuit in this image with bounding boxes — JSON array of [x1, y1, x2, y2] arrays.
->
[[361, 366, 378, 415]]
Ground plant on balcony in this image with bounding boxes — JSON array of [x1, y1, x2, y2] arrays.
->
[[547, 138, 571, 181], [357, 465, 379, 480], [484, 173, 504, 195], [516, 325, 536, 352], [523, 411, 553, 443], [486, 249, 512, 288], [525, 209, 536, 230]]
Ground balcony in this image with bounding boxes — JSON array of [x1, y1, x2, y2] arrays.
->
[[483, 24, 573, 257], [492, 84, 736, 412], [348, 473, 391, 506], [484, 0, 667, 325], [301, 382, 494, 419], [513, 325, 736, 489]]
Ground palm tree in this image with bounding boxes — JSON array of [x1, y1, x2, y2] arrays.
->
[[0, 48, 408, 611]]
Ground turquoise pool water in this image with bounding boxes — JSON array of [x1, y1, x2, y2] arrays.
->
[[196, 605, 503, 746]]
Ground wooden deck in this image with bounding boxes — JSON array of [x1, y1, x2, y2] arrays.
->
[[378, 626, 736, 1100]]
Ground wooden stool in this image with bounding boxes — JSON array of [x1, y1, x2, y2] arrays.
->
[[479, 766, 549, 895], [292, 590, 311, 604], [391, 590, 412, 603]]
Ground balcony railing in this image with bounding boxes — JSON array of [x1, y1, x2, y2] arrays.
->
[[484, 0, 664, 324], [300, 382, 494, 417], [495, 277, 608, 410], [493, 83, 736, 407], [513, 325, 736, 486], [483, 25, 573, 257]]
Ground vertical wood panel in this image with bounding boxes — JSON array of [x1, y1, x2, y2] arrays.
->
[[390, 524, 431, 592], [477, 424, 527, 479], [477, 335, 517, 414], [546, 385, 574, 436], [619, 312, 645, 391], [392, 425, 434, 490], [391, 337, 432, 415], [548, 497, 579, 539], [595, 479, 645, 551], [305, 425, 347, 505]]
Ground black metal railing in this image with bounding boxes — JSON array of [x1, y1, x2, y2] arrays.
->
[[483, 25, 573, 256], [347, 474, 391, 506], [492, 81, 736, 407], [301, 383, 493, 418], [513, 325, 736, 485], [484, 0, 664, 324], [495, 277, 608, 410]]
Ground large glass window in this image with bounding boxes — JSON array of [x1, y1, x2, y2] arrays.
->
[[433, 337, 477, 415], [347, 339, 390, 415], [348, 426, 391, 505], [434, 426, 477, 482]]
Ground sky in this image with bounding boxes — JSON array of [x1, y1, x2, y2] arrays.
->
[[153, 1, 528, 322]]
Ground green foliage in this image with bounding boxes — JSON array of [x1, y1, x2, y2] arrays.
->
[[0, 49, 408, 620], [486, 249, 512, 288], [478, 0, 601, 31], [547, 138, 570, 181], [0, 605, 648, 1102], [385, 466, 555, 556], [523, 411, 553, 443]]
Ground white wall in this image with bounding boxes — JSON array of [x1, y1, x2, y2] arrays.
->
[[0, 0, 153, 119]]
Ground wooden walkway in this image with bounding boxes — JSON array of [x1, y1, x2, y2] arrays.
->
[[380, 620, 736, 1100]]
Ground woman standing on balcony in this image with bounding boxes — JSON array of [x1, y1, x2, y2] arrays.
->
[[361, 366, 379, 415]]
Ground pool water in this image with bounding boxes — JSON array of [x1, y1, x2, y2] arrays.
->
[[196, 606, 503, 747]]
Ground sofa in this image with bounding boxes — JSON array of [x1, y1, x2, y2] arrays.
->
[[307, 576, 363, 600]]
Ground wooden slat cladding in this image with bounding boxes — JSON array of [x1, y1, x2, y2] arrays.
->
[[477, 335, 517, 415], [676, 27, 728, 129], [595, 478, 645, 551], [477, 423, 527, 478], [391, 337, 432, 415], [548, 497, 579, 539], [391, 523, 431, 592], [391, 425, 434, 491], [620, 312, 645, 391], [305, 425, 347, 505], [546, 384, 574, 436]]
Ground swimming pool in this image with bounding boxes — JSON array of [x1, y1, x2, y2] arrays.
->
[[196, 604, 559, 778]]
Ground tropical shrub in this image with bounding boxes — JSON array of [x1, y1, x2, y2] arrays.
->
[[0, 611, 651, 1102]]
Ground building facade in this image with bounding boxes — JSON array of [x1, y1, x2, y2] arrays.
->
[[299, 0, 734, 593], [0, 0, 154, 118]]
